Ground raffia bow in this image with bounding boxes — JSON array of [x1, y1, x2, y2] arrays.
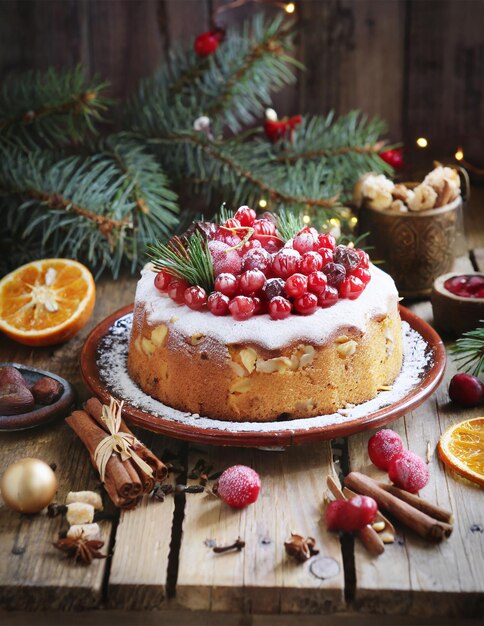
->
[[93, 397, 153, 482]]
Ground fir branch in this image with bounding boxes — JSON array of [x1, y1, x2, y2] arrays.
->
[[276, 207, 304, 241], [148, 232, 214, 292], [450, 323, 484, 377], [0, 66, 110, 149], [276, 140, 386, 163]]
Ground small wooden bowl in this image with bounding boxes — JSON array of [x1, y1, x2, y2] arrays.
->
[[0, 363, 76, 431], [431, 272, 484, 336]]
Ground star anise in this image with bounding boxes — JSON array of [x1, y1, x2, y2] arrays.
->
[[54, 536, 106, 565], [284, 533, 319, 563]]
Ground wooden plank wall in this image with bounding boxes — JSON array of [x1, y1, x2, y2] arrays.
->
[[1, 0, 483, 157]]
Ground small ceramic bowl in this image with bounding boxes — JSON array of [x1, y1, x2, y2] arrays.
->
[[431, 272, 484, 335]]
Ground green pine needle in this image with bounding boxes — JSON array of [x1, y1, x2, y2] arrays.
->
[[449, 323, 484, 377], [276, 207, 304, 241]]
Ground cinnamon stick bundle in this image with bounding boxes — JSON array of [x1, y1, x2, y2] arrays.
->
[[376, 482, 454, 525]]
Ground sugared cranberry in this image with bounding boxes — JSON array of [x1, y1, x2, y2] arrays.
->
[[208, 240, 242, 276], [317, 233, 336, 250], [448, 373, 484, 407], [444, 274, 484, 298], [261, 278, 285, 302], [355, 248, 370, 269], [213, 227, 242, 247], [352, 267, 371, 285], [253, 218, 276, 236], [154, 270, 172, 292], [318, 285, 339, 308], [239, 269, 266, 295], [252, 296, 265, 315], [184, 286, 207, 310], [368, 429, 404, 470], [339, 275, 365, 300], [299, 251, 323, 275], [214, 273, 238, 297], [325, 262, 346, 287], [225, 217, 241, 229], [285, 273, 308, 298], [216, 465, 261, 508], [334, 245, 361, 272], [293, 227, 318, 255], [261, 235, 284, 254], [294, 292, 318, 315], [207, 291, 230, 316], [325, 495, 378, 533], [234, 206, 256, 227], [229, 295, 256, 321], [242, 247, 272, 275], [307, 271, 327, 295], [318, 247, 334, 267], [268, 296, 292, 320], [272, 249, 302, 279], [388, 451, 429, 494], [238, 238, 261, 256], [168, 279, 189, 304]]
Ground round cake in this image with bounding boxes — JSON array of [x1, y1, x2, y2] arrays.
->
[[127, 207, 403, 422]]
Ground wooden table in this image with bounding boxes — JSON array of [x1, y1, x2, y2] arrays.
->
[[1, 204, 484, 625]]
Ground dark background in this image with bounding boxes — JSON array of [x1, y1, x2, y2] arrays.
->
[[1, 0, 484, 162]]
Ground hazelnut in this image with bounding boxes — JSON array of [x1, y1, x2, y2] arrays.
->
[[0, 384, 35, 415], [0, 366, 27, 388], [31, 377, 63, 405]]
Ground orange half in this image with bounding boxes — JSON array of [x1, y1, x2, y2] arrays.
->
[[0, 259, 96, 347], [438, 417, 484, 487]]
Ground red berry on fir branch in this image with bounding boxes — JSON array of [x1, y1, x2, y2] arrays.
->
[[388, 450, 429, 493], [229, 295, 256, 321], [214, 273, 238, 297], [168, 279, 189, 304], [194, 31, 220, 57], [368, 429, 404, 470], [215, 465, 261, 508], [184, 285, 207, 310], [294, 292, 318, 315], [154, 270, 172, 292], [448, 373, 484, 407], [268, 296, 292, 320], [207, 291, 230, 316], [234, 205, 256, 227], [379, 148, 404, 170]]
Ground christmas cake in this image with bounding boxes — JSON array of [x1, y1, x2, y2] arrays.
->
[[127, 207, 403, 422]]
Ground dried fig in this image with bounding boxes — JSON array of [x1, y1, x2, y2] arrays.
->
[[31, 377, 63, 405], [0, 384, 35, 415], [0, 366, 28, 388]]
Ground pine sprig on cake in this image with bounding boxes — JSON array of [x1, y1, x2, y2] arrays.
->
[[450, 323, 484, 376]]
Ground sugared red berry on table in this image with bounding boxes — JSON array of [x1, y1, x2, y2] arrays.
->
[[352, 267, 371, 285], [214, 273, 238, 297], [194, 31, 220, 57], [355, 248, 370, 269], [294, 292, 318, 315], [239, 269, 266, 295], [379, 147, 404, 170], [299, 251, 323, 275], [225, 217, 241, 229], [388, 450, 429, 493], [272, 248, 302, 279], [268, 296, 292, 320], [215, 465, 261, 509], [307, 271, 327, 295], [325, 495, 378, 533], [184, 286, 207, 310], [261, 278, 285, 301], [285, 273, 308, 298], [234, 205, 256, 227], [208, 240, 242, 276], [229, 295, 256, 320], [368, 429, 404, 470], [324, 262, 346, 287], [154, 270, 172, 292], [318, 285, 339, 308], [334, 245, 361, 272], [207, 291, 230, 316], [448, 373, 484, 407], [318, 247, 334, 267], [253, 218, 276, 236], [339, 275, 365, 300], [317, 232, 336, 251], [242, 247, 272, 275], [168, 279, 189, 304], [293, 227, 318, 255]]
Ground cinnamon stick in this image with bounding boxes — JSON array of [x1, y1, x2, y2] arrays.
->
[[376, 482, 454, 525], [344, 472, 453, 542], [66, 410, 142, 510]]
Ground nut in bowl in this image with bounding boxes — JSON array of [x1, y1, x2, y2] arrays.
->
[[356, 165, 469, 298]]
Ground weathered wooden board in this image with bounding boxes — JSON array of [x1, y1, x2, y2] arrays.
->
[[173, 443, 345, 614]]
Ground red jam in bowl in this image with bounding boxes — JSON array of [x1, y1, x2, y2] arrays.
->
[[444, 274, 484, 298]]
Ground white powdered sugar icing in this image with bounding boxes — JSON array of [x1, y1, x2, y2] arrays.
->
[[134, 263, 399, 349], [97, 315, 432, 434]]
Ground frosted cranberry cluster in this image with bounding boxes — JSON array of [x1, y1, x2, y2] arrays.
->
[[154, 206, 371, 321]]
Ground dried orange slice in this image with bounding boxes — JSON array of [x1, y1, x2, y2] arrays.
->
[[438, 417, 484, 487], [0, 259, 95, 347]]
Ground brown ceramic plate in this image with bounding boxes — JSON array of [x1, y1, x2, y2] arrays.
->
[[0, 364, 76, 431], [80, 305, 446, 448]]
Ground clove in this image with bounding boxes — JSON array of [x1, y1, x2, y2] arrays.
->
[[213, 537, 245, 554], [152, 484, 174, 501], [175, 484, 205, 495]]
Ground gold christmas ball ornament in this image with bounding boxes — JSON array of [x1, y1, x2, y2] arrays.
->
[[0, 458, 57, 513]]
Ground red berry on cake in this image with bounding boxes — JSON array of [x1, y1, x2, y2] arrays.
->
[[317, 232, 336, 251], [225, 217, 241, 229], [318, 285, 339, 308], [242, 247, 272, 275], [356, 248, 370, 269], [352, 267, 371, 285], [154, 270, 172, 292], [325, 495, 378, 532], [229, 295, 256, 320], [234, 205, 256, 227], [307, 271, 328, 295], [253, 218, 276, 237], [184, 286, 207, 310], [215, 465, 261, 508], [272, 249, 302, 279], [388, 450, 429, 493], [294, 292, 318, 315], [208, 240, 242, 276], [334, 245, 361, 272], [318, 247, 334, 267], [239, 269, 266, 295], [207, 292, 230, 316], [368, 429, 404, 470], [252, 296, 265, 315], [268, 296, 292, 320], [213, 227, 242, 248], [285, 273, 308, 298], [261, 277, 285, 301], [324, 262, 346, 287], [339, 275, 365, 300], [299, 251, 323, 275], [293, 227, 318, 255], [168, 279, 189, 304], [214, 273, 238, 297]]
